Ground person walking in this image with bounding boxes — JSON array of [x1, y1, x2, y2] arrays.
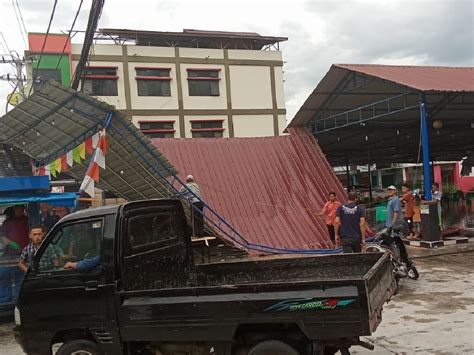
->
[[386, 185, 403, 227], [318, 192, 341, 244], [179, 175, 204, 237], [334, 192, 366, 253], [400, 183, 416, 237]]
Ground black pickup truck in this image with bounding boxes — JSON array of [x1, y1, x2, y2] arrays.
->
[[14, 199, 395, 355]]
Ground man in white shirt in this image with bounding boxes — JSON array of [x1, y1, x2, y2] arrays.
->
[[179, 175, 204, 237]]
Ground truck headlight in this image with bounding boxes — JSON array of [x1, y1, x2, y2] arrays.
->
[[14, 307, 21, 325]]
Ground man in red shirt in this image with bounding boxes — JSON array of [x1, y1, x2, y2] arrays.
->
[[318, 192, 342, 245], [400, 183, 416, 237], [2, 205, 29, 254]]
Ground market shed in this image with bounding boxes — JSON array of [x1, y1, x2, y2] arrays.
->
[[153, 127, 345, 251], [0, 80, 177, 200], [289, 64, 474, 167]]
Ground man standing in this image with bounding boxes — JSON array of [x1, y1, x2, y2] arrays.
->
[[179, 175, 204, 237], [318, 192, 341, 244], [18, 225, 63, 273], [386, 185, 403, 228], [400, 183, 416, 237], [423, 182, 443, 229], [334, 192, 366, 253]]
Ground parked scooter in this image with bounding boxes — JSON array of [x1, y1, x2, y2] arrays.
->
[[364, 220, 419, 292]]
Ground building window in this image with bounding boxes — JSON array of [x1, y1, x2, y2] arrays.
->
[[191, 120, 224, 138], [81, 66, 118, 96], [135, 67, 171, 96], [33, 68, 62, 90], [187, 69, 220, 96], [139, 121, 175, 138]]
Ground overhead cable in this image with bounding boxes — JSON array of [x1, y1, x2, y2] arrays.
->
[[28, 0, 58, 97]]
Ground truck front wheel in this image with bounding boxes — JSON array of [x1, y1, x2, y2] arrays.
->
[[57, 339, 102, 355], [248, 340, 299, 355]]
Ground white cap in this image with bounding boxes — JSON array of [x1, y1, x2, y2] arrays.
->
[[387, 185, 397, 190], [186, 174, 194, 181]]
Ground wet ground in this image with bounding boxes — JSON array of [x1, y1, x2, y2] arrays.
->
[[353, 248, 474, 354], [0, 246, 473, 355]]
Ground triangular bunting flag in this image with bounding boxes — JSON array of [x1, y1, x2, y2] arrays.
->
[[85, 137, 94, 155], [80, 175, 95, 197], [92, 132, 100, 149], [79, 143, 86, 160], [73, 146, 82, 164], [89, 162, 100, 182], [61, 155, 68, 172], [66, 150, 74, 167]]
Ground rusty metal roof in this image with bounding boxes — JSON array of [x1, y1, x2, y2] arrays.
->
[[287, 64, 474, 166], [98, 28, 287, 50], [335, 64, 474, 92], [153, 127, 345, 252]]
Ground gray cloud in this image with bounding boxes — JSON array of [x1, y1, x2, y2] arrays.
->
[[0, 0, 473, 120]]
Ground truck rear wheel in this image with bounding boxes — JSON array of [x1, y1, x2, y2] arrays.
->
[[248, 340, 299, 355], [57, 339, 101, 355]]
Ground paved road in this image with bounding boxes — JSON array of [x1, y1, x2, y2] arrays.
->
[[353, 251, 474, 354], [1, 250, 473, 355]]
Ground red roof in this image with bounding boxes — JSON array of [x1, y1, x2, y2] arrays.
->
[[335, 64, 474, 92], [153, 128, 345, 253]]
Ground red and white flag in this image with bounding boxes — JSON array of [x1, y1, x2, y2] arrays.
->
[[80, 129, 108, 197]]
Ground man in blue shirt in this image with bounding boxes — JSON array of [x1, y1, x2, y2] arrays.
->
[[386, 185, 403, 227], [334, 192, 366, 253]]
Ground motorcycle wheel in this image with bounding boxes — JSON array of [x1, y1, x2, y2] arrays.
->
[[408, 264, 419, 280]]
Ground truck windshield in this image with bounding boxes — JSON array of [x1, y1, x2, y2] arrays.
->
[[36, 219, 103, 272]]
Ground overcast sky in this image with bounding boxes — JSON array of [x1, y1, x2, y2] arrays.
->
[[0, 0, 473, 120]]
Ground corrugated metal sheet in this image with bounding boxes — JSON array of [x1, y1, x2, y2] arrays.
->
[[0, 81, 177, 201], [153, 127, 345, 252], [335, 64, 474, 92], [288, 64, 474, 128]]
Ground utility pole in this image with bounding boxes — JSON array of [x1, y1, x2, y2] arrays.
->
[[1, 54, 30, 105]]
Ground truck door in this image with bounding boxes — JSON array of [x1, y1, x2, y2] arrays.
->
[[20, 216, 115, 338], [120, 200, 192, 292]]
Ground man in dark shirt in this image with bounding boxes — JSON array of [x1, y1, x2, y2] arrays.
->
[[334, 192, 366, 253]]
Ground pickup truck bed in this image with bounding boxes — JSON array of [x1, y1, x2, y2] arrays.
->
[[119, 252, 394, 343]]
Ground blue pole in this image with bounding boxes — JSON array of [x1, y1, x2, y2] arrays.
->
[[419, 93, 432, 200]]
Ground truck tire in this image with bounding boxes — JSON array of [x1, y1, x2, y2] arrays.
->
[[57, 339, 102, 355], [248, 340, 299, 355]]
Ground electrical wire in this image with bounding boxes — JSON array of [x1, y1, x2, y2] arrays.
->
[[14, 0, 28, 37], [28, 0, 58, 97], [53, 0, 84, 74], [12, 0, 27, 47]]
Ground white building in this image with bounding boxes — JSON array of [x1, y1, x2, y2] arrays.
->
[[71, 29, 288, 138]]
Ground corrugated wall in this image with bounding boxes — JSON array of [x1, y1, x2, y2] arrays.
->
[[153, 127, 345, 251]]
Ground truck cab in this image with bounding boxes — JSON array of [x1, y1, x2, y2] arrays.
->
[[15, 199, 394, 355]]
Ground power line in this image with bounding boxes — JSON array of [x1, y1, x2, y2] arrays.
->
[[0, 32, 12, 54], [54, 0, 84, 74], [28, 0, 58, 97], [15, 0, 28, 36], [11, 0, 27, 47]]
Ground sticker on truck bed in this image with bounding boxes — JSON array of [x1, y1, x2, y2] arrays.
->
[[265, 298, 355, 312]]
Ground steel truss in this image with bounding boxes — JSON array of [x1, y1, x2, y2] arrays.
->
[[312, 92, 419, 134]]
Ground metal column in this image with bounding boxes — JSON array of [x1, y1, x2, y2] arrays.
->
[[345, 154, 351, 191], [419, 94, 432, 200]]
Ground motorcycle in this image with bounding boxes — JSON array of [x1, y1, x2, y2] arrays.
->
[[364, 220, 419, 292]]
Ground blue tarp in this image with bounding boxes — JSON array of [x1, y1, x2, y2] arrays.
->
[[0, 176, 49, 192], [0, 192, 77, 207]]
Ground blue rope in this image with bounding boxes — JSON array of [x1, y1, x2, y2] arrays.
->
[[110, 114, 340, 255]]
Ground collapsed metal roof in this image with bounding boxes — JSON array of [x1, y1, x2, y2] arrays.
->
[[153, 127, 346, 251], [288, 64, 474, 166], [0, 81, 177, 200]]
